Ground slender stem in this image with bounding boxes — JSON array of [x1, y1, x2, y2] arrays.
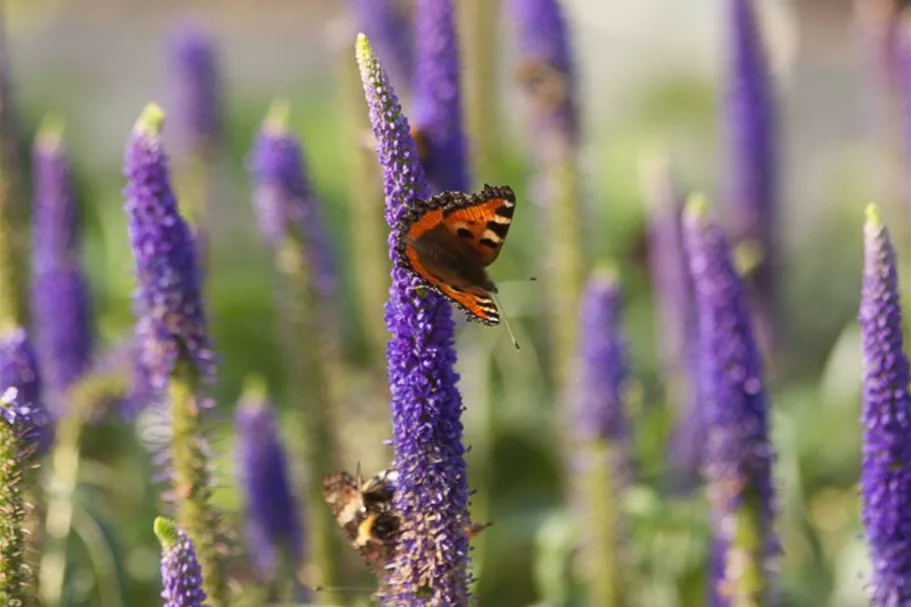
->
[[717, 491, 766, 607], [169, 359, 227, 607], [277, 237, 343, 598], [339, 49, 389, 361], [37, 412, 83, 607], [0, 423, 30, 604], [583, 439, 620, 607]]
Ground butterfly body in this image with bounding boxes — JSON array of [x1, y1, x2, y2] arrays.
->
[[395, 184, 516, 325]]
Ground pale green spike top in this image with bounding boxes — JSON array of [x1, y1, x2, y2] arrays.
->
[[263, 97, 291, 135], [134, 102, 165, 136]]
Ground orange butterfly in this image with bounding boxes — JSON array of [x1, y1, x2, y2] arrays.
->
[[394, 184, 516, 325]]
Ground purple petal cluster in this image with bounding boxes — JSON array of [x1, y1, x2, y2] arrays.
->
[[411, 0, 469, 193], [574, 269, 628, 442], [123, 103, 215, 392], [859, 205, 911, 605], [30, 119, 93, 402], [347, 0, 414, 92], [234, 383, 304, 579], [682, 199, 776, 603], [357, 34, 469, 604], [248, 102, 338, 296], [510, 0, 579, 153], [167, 22, 224, 153], [723, 0, 776, 320], [0, 328, 48, 445], [155, 517, 209, 607]]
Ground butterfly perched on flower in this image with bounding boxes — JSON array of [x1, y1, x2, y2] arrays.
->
[[393, 184, 516, 325], [323, 466, 489, 575]]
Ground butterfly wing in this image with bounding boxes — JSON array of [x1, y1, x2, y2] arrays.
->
[[439, 184, 516, 266]]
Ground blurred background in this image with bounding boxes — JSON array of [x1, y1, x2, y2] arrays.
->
[[4, 0, 910, 605]]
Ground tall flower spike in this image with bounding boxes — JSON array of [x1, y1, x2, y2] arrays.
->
[[124, 103, 226, 607], [167, 22, 224, 155], [412, 0, 470, 193], [859, 204, 911, 605], [123, 103, 215, 392], [30, 116, 93, 408], [683, 195, 776, 606], [348, 0, 414, 92], [0, 328, 49, 451], [249, 99, 338, 296], [155, 517, 209, 607], [234, 378, 305, 584], [573, 267, 629, 607], [357, 34, 470, 604], [723, 0, 777, 345]]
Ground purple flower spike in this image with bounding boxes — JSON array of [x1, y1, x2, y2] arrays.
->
[[30, 116, 93, 404], [348, 0, 414, 92], [123, 103, 215, 392], [510, 0, 579, 155], [356, 34, 469, 604], [167, 22, 224, 154], [683, 195, 776, 604], [155, 517, 209, 607], [411, 0, 469, 193], [0, 328, 48, 445], [723, 0, 777, 332], [235, 378, 305, 581], [574, 268, 628, 442], [859, 204, 911, 606], [248, 100, 338, 296]]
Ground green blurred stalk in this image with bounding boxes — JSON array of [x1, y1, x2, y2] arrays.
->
[[714, 491, 767, 607], [169, 359, 228, 607], [0, 2, 26, 328], [276, 236, 344, 600], [458, 0, 500, 184], [0, 392, 31, 606], [581, 440, 621, 607], [339, 49, 389, 361], [175, 145, 221, 282]]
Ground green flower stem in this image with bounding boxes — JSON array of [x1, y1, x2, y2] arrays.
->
[[277, 236, 343, 597], [458, 0, 500, 183], [169, 359, 227, 607], [0, 406, 32, 605], [37, 412, 83, 607], [716, 491, 766, 607], [581, 440, 622, 607], [339, 49, 389, 360]]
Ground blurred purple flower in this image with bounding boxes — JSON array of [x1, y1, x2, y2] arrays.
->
[[683, 198, 776, 604], [574, 268, 628, 443], [723, 0, 777, 335], [348, 0, 414, 91], [248, 101, 338, 296], [154, 517, 209, 607], [234, 381, 304, 581], [859, 205, 911, 606], [0, 328, 48, 445], [411, 0, 469, 193], [167, 22, 224, 154], [357, 34, 469, 604], [510, 0, 578, 155], [30, 118, 93, 405], [122, 103, 215, 392]]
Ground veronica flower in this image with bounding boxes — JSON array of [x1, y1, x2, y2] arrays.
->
[[155, 517, 209, 607], [683, 196, 776, 606], [167, 22, 224, 155], [357, 33, 470, 604], [859, 204, 911, 605], [123, 103, 225, 607], [0, 330, 48, 605], [347, 0, 414, 92], [249, 99, 338, 296], [235, 379, 305, 583], [30, 116, 93, 410], [573, 268, 629, 606], [723, 0, 777, 342], [411, 0, 469, 193]]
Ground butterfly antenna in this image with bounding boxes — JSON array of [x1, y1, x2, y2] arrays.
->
[[490, 293, 520, 350]]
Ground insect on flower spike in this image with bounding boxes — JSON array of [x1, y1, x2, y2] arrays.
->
[[490, 291, 520, 350]]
